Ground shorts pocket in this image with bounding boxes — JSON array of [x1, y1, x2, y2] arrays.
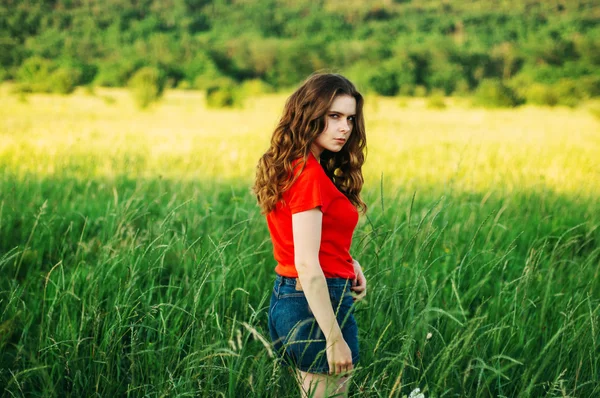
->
[[334, 291, 356, 328]]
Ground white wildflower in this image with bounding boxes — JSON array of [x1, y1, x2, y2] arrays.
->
[[409, 388, 425, 398]]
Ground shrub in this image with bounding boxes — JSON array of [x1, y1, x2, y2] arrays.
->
[[95, 60, 139, 87], [128, 67, 166, 109], [184, 52, 219, 84], [15, 56, 54, 93], [525, 84, 559, 106], [177, 80, 191, 90], [193, 73, 226, 91], [588, 103, 600, 121], [368, 67, 399, 96], [49, 67, 81, 94], [553, 79, 587, 108], [508, 73, 534, 99], [452, 79, 471, 96], [265, 40, 323, 89], [240, 79, 273, 97], [474, 79, 522, 108], [426, 62, 465, 95], [57, 60, 97, 85], [578, 75, 600, 97], [398, 84, 415, 96], [414, 85, 427, 97], [427, 90, 447, 109], [343, 61, 375, 94], [205, 78, 244, 108], [347, 59, 402, 96], [14, 58, 87, 94]]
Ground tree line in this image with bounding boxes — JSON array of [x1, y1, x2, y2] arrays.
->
[[1, 0, 599, 107]]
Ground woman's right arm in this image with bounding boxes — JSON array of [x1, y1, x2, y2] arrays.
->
[[292, 208, 353, 375]]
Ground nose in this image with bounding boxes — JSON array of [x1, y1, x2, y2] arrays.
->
[[340, 119, 350, 133]]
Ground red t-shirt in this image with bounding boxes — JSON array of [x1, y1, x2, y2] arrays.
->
[[266, 153, 359, 279]]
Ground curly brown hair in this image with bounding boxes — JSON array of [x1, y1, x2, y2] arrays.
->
[[253, 73, 367, 214]]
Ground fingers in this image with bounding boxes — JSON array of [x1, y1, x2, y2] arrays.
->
[[351, 273, 366, 302], [357, 271, 366, 287], [330, 361, 353, 375], [352, 268, 366, 286], [351, 282, 367, 301], [351, 284, 366, 293]]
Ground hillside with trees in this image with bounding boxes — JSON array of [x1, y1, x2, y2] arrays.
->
[[1, 0, 599, 105]]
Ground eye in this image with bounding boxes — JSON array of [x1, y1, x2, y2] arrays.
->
[[329, 114, 339, 119], [348, 116, 355, 122]]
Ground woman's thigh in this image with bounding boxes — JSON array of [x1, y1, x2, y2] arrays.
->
[[298, 370, 350, 398]]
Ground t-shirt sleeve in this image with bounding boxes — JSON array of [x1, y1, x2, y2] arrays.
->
[[284, 163, 330, 214]]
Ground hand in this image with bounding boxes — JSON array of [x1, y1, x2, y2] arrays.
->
[[326, 336, 354, 375], [351, 259, 367, 302]]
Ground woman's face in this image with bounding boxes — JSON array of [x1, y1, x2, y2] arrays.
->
[[310, 94, 357, 159]]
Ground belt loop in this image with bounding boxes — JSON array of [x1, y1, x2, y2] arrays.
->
[[276, 275, 284, 298]]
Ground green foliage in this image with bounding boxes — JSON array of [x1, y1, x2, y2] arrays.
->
[[414, 85, 428, 97], [574, 35, 600, 66], [15, 56, 54, 93], [368, 66, 399, 96], [578, 75, 600, 98], [343, 61, 374, 94], [206, 85, 244, 108], [184, 51, 220, 86], [1, 0, 598, 98], [57, 59, 97, 85], [398, 84, 415, 96], [452, 79, 471, 96], [588, 102, 600, 120], [474, 79, 522, 108], [193, 67, 227, 91], [205, 78, 244, 108], [524, 84, 559, 106], [128, 67, 166, 109], [240, 79, 273, 97], [426, 62, 465, 95], [49, 67, 81, 94], [389, 52, 416, 91], [552, 79, 587, 108], [95, 60, 141, 87], [427, 90, 447, 109], [14, 57, 89, 94], [264, 40, 325, 88]]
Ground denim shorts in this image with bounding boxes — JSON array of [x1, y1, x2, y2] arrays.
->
[[268, 274, 360, 374]]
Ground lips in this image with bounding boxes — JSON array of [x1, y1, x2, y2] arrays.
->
[[334, 138, 346, 143]]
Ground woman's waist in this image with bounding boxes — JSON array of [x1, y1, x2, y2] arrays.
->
[[274, 273, 353, 289], [275, 260, 355, 279]]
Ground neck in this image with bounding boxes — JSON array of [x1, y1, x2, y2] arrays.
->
[[309, 145, 322, 162]]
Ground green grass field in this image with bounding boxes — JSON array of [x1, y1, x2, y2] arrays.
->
[[1, 86, 599, 397]]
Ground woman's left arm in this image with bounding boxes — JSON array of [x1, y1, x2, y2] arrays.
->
[[351, 259, 367, 301]]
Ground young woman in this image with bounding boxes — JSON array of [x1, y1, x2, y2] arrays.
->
[[254, 73, 368, 397]]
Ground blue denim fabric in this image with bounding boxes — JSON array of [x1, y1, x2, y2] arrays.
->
[[268, 274, 360, 374]]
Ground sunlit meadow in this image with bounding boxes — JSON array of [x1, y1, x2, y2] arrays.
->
[[1, 85, 599, 397]]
